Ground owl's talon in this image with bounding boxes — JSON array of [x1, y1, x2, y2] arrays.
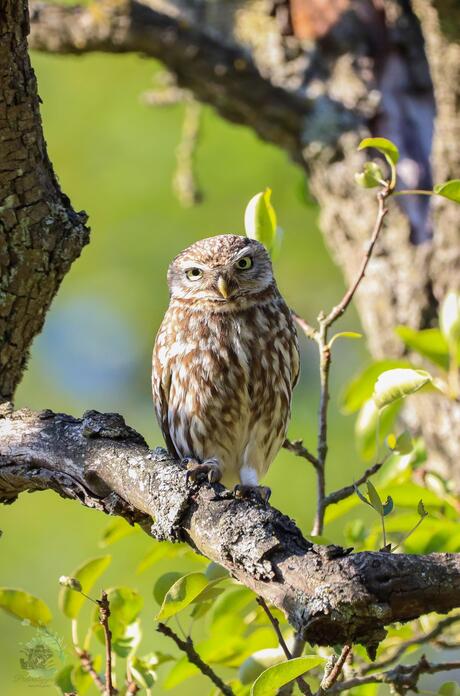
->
[[184, 457, 222, 485], [233, 484, 271, 503]]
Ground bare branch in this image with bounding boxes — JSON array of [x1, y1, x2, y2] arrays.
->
[[2, 407, 460, 648], [283, 438, 320, 470], [97, 591, 115, 696], [257, 597, 312, 696], [317, 644, 352, 696], [323, 462, 383, 507], [361, 612, 460, 675], [328, 654, 460, 694], [157, 622, 234, 696]]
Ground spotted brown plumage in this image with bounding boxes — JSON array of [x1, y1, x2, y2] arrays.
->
[[152, 234, 299, 492]]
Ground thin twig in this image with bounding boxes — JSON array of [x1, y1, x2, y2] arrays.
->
[[317, 643, 352, 695], [361, 613, 460, 675], [311, 188, 390, 536], [157, 622, 235, 696], [323, 462, 383, 507], [328, 655, 460, 694], [257, 597, 313, 696], [323, 189, 390, 328], [283, 438, 321, 470], [292, 311, 318, 342], [97, 590, 114, 696], [76, 649, 106, 694]]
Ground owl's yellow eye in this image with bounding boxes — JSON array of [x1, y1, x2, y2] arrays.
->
[[236, 256, 253, 270], [185, 267, 203, 281]]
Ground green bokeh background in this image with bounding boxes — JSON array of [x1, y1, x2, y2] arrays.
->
[[0, 51, 369, 694]]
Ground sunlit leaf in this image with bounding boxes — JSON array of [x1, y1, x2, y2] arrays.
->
[[0, 588, 52, 626], [438, 682, 460, 696], [373, 368, 432, 409], [244, 188, 277, 252], [354, 162, 384, 188], [239, 647, 286, 685], [153, 572, 183, 605], [156, 572, 210, 620], [130, 656, 157, 688], [59, 555, 111, 619], [137, 541, 179, 574], [395, 326, 451, 370], [100, 518, 137, 547], [211, 587, 256, 636], [163, 655, 199, 689], [366, 481, 383, 514], [54, 664, 75, 693], [251, 656, 324, 695], [340, 359, 410, 414], [358, 137, 399, 165], [418, 500, 428, 518], [440, 291, 460, 347], [355, 398, 401, 460], [434, 180, 460, 204]]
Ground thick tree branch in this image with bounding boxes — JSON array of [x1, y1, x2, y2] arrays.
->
[[0, 0, 89, 400], [2, 406, 460, 649], [28, 0, 339, 163]]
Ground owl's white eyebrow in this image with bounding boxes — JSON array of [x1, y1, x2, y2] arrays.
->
[[180, 261, 208, 271], [233, 246, 253, 261]]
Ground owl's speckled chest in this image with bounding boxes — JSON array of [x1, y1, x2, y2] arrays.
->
[[153, 295, 299, 486]]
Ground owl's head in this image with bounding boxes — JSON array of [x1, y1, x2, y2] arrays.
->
[[167, 235, 275, 305]]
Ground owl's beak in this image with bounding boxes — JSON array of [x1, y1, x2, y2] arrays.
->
[[217, 275, 229, 299]]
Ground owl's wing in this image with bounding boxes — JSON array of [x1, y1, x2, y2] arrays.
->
[[291, 335, 301, 390], [152, 336, 179, 459]]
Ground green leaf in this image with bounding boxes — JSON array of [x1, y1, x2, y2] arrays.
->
[[59, 555, 111, 619], [239, 647, 286, 685], [434, 180, 460, 204], [156, 572, 210, 620], [163, 656, 200, 689], [373, 368, 433, 409], [54, 664, 75, 693], [396, 326, 452, 370], [153, 572, 183, 605], [366, 481, 383, 514], [329, 331, 362, 347], [354, 162, 384, 188], [418, 500, 428, 518], [100, 518, 137, 547], [394, 431, 413, 455], [438, 681, 460, 696], [211, 587, 255, 636], [355, 398, 402, 460], [0, 588, 52, 626], [130, 656, 157, 688], [340, 359, 411, 414], [358, 137, 399, 165], [93, 587, 143, 657], [72, 655, 102, 695], [137, 541, 179, 574], [382, 495, 394, 517], [251, 656, 324, 695], [244, 189, 277, 252]]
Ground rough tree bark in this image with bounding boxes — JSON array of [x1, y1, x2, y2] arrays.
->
[[2, 406, 460, 650], [27, 0, 460, 481], [0, 0, 89, 401]]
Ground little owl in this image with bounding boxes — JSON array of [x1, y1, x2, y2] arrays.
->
[[152, 234, 299, 500]]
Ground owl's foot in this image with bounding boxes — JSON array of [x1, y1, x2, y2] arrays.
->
[[183, 457, 222, 484], [233, 484, 271, 503]]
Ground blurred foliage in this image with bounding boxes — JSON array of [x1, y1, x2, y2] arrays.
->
[[2, 46, 460, 696]]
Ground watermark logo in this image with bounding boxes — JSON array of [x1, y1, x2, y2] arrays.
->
[[17, 626, 66, 687]]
